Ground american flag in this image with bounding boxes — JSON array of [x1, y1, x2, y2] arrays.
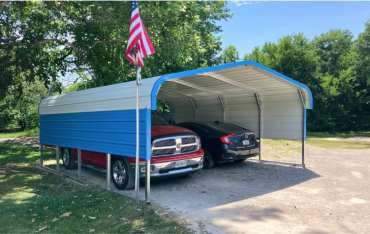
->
[[125, 1, 155, 67]]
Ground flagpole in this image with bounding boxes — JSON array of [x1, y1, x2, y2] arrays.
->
[[135, 66, 142, 199]]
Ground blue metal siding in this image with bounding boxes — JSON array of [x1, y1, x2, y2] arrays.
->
[[40, 109, 151, 160]]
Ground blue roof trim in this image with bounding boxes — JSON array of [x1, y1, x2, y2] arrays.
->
[[150, 60, 314, 110]]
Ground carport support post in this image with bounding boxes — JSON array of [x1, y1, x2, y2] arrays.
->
[[301, 110, 305, 168], [56, 147, 60, 173], [254, 93, 262, 161], [298, 90, 306, 168], [40, 145, 44, 167], [106, 153, 111, 190], [145, 160, 151, 203], [77, 149, 82, 180]]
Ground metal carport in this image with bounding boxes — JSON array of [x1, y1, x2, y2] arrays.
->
[[39, 60, 313, 201]]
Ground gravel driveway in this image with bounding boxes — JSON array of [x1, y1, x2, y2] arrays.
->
[[48, 144, 370, 234]]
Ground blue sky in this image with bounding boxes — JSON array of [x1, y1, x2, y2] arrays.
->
[[219, 1, 370, 56]]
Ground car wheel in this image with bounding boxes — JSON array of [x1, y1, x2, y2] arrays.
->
[[234, 158, 247, 163], [62, 148, 76, 169], [203, 150, 215, 169], [111, 158, 134, 190]]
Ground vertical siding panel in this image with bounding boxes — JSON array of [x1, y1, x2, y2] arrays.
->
[[40, 109, 150, 160]]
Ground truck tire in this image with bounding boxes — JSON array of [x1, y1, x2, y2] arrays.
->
[[61, 148, 77, 169], [111, 158, 135, 190]]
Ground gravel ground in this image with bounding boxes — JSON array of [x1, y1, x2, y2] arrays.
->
[[7, 137, 369, 234], [52, 144, 370, 234]]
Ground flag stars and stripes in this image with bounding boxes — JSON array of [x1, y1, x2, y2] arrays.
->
[[125, 0, 155, 67]]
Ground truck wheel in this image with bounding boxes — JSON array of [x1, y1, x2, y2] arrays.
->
[[203, 150, 215, 169], [111, 158, 134, 190], [61, 148, 77, 169]]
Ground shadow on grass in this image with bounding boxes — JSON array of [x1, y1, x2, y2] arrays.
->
[[0, 142, 54, 166], [0, 164, 189, 233]]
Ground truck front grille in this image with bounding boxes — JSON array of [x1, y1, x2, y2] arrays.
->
[[152, 148, 176, 156], [181, 145, 198, 153], [152, 135, 200, 157], [153, 139, 176, 147], [182, 136, 196, 144]]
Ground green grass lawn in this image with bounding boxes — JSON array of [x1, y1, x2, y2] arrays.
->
[[307, 138, 370, 149], [0, 128, 38, 139], [308, 131, 370, 138], [0, 142, 190, 234]]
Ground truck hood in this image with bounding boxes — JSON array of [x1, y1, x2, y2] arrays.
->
[[152, 125, 195, 139]]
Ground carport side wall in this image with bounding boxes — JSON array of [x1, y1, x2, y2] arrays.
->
[[262, 93, 303, 140], [160, 92, 304, 140], [39, 108, 152, 160], [162, 95, 225, 124], [164, 97, 196, 123], [224, 95, 260, 137], [192, 96, 223, 122]]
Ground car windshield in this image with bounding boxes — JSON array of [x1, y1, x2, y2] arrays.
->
[[203, 121, 245, 133], [152, 112, 169, 125]]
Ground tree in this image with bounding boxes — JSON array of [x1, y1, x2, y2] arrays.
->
[[312, 30, 355, 131], [353, 20, 370, 130], [0, 1, 230, 129], [0, 2, 72, 99], [64, 1, 230, 87], [220, 45, 239, 63], [314, 30, 353, 77], [2, 79, 47, 129]]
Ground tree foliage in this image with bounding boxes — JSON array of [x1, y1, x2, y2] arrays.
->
[[0, 2, 70, 98], [220, 45, 239, 63], [0, 1, 229, 129], [63, 1, 229, 87]]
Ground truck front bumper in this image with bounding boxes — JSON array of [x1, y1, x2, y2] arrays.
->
[[147, 156, 203, 178], [129, 150, 204, 178]]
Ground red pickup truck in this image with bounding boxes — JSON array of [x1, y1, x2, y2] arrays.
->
[[61, 113, 204, 190]]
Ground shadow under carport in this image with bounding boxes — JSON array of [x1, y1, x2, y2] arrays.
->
[[147, 160, 319, 210]]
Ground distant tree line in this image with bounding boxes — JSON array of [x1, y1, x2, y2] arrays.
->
[[0, 2, 369, 132]]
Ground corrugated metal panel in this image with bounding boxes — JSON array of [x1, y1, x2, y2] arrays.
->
[[194, 96, 224, 122], [39, 77, 159, 115], [262, 94, 303, 139], [225, 95, 259, 137], [40, 109, 151, 159]]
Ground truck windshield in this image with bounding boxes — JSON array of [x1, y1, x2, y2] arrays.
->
[[152, 113, 169, 125]]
